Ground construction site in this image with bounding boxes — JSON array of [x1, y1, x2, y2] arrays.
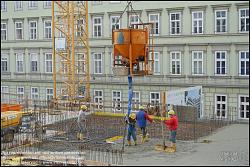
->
[[1, 1, 249, 166]]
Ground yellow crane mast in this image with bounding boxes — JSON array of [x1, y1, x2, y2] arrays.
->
[[52, 1, 90, 103]]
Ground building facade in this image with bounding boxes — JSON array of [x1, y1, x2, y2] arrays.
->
[[1, 1, 249, 120]]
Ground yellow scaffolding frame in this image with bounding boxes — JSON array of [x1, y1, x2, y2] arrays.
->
[[52, 1, 90, 103]]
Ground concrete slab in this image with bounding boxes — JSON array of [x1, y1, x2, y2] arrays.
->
[[120, 124, 249, 166]]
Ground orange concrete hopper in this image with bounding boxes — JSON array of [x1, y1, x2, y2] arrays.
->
[[112, 27, 153, 75]]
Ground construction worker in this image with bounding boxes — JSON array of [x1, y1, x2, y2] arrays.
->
[[77, 105, 88, 140], [136, 105, 153, 144], [125, 112, 137, 146], [162, 109, 178, 152]]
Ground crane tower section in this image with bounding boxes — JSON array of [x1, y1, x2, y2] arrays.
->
[[52, 1, 90, 103]]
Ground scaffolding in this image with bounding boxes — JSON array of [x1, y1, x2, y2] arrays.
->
[[52, 1, 90, 103]]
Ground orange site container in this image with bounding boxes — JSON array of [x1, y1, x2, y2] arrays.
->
[[1, 104, 23, 112]]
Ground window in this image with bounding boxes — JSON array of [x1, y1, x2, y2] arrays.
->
[[93, 17, 102, 37], [239, 8, 249, 32], [111, 16, 120, 32], [30, 53, 38, 72], [92, 1, 102, 5], [215, 10, 227, 33], [1, 55, 8, 72], [28, 1, 38, 8], [15, 22, 23, 40], [1, 1, 6, 11], [132, 91, 140, 110], [239, 95, 249, 119], [94, 53, 102, 74], [61, 57, 68, 74], [16, 53, 24, 72], [45, 53, 52, 73], [15, 1, 22, 11], [170, 12, 181, 35], [94, 90, 103, 110], [112, 91, 122, 112], [1, 23, 7, 40], [192, 11, 203, 34], [44, 1, 52, 8], [29, 21, 37, 40], [149, 13, 160, 35], [239, 51, 249, 76], [17, 87, 24, 103], [46, 88, 53, 101], [215, 51, 227, 75], [130, 14, 139, 27], [170, 51, 181, 75], [150, 92, 160, 106], [44, 20, 52, 39], [31, 87, 39, 102], [192, 51, 203, 75], [76, 18, 84, 37], [215, 94, 227, 118], [77, 53, 85, 74], [149, 52, 160, 74], [1, 86, 9, 103]]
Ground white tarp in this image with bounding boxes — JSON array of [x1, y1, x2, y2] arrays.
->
[[55, 37, 66, 50]]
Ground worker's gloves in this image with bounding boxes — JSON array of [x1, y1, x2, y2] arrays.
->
[[161, 117, 166, 121]]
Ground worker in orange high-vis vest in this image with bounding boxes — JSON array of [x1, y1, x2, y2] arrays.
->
[[162, 109, 178, 152]]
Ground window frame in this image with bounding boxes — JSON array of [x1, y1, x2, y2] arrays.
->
[[29, 20, 37, 40], [215, 94, 227, 119], [239, 51, 249, 76], [239, 8, 249, 32], [1, 86, 9, 103], [93, 17, 102, 38], [192, 51, 204, 75], [1, 1, 7, 12], [170, 51, 182, 75], [214, 10, 227, 33], [110, 15, 120, 33], [44, 1, 52, 8], [238, 95, 249, 120], [192, 11, 203, 34], [14, 1, 23, 11], [93, 53, 103, 74], [45, 53, 52, 73], [132, 91, 140, 110], [28, 1, 38, 9], [1, 23, 7, 41], [214, 51, 227, 76], [17, 86, 25, 103], [31, 87, 39, 101], [149, 13, 160, 35], [16, 53, 24, 73], [44, 20, 52, 39], [46, 88, 53, 101], [112, 90, 122, 112], [149, 52, 160, 74], [150, 92, 160, 106], [30, 53, 38, 72], [170, 12, 181, 35], [1, 54, 8, 72], [94, 89, 103, 110], [77, 53, 86, 74], [15, 21, 23, 40]]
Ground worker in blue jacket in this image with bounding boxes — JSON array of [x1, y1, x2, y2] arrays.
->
[[136, 105, 153, 144]]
